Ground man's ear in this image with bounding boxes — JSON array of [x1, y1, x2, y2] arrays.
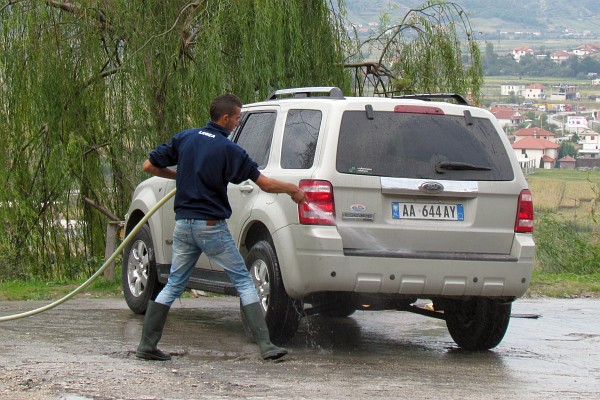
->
[[216, 114, 229, 126]]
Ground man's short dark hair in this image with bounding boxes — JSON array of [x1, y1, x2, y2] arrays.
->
[[210, 94, 242, 121]]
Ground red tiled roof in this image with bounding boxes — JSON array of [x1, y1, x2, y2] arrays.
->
[[526, 83, 545, 89], [542, 155, 555, 162], [514, 46, 533, 52], [514, 128, 555, 137], [490, 105, 517, 114], [575, 44, 600, 52], [512, 137, 560, 150], [559, 155, 576, 162], [493, 109, 523, 120]]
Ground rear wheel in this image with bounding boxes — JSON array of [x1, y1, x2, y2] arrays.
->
[[122, 224, 163, 314], [243, 240, 303, 345], [443, 298, 511, 351]]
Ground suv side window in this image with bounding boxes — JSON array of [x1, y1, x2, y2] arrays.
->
[[281, 109, 322, 169], [235, 112, 276, 169]]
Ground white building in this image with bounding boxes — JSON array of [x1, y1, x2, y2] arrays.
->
[[512, 46, 534, 62], [500, 82, 526, 96], [523, 83, 545, 99], [512, 137, 560, 169], [551, 51, 571, 63], [578, 129, 599, 159]]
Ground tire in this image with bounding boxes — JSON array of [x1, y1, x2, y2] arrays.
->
[[444, 298, 512, 351], [122, 224, 163, 314], [311, 293, 356, 318], [243, 240, 303, 345]]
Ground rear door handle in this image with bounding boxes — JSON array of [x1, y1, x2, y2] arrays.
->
[[239, 184, 254, 193]]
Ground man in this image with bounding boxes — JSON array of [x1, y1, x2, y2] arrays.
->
[[136, 94, 306, 361]]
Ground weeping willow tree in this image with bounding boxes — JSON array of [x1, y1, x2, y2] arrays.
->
[[346, 1, 482, 103], [0, 0, 350, 280]]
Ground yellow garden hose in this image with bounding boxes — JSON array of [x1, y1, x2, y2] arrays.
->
[[0, 188, 176, 322]]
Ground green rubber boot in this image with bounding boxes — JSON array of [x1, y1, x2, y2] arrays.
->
[[136, 301, 172, 361], [242, 302, 288, 360]]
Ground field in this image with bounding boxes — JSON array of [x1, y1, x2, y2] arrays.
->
[[527, 169, 600, 230], [482, 76, 600, 108]]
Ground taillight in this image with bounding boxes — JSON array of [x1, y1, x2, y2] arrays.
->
[[394, 105, 444, 115], [515, 189, 534, 233], [298, 180, 335, 225]]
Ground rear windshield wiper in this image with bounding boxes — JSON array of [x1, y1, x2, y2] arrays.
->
[[436, 161, 492, 174]]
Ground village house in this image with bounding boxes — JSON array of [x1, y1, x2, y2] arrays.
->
[[513, 127, 556, 143], [558, 155, 576, 169], [551, 50, 571, 63], [572, 43, 600, 56], [512, 46, 534, 62], [523, 83, 546, 99], [549, 84, 578, 101], [500, 82, 526, 96], [578, 128, 599, 159], [492, 108, 525, 129], [511, 137, 560, 169]]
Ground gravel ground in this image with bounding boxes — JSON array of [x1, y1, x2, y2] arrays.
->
[[1, 297, 599, 399]]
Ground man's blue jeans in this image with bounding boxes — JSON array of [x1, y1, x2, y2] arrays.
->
[[155, 219, 259, 306]]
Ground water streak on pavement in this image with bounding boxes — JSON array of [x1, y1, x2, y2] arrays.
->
[[1, 297, 599, 399]]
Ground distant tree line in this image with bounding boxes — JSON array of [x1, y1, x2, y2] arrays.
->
[[483, 43, 600, 78]]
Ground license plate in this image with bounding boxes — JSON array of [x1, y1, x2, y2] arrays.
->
[[392, 202, 464, 221]]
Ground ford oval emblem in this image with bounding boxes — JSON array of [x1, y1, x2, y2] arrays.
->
[[419, 181, 444, 193], [351, 204, 367, 212]]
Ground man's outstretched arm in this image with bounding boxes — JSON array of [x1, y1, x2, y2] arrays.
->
[[142, 159, 177, 180], [254, 174, 307, 204]]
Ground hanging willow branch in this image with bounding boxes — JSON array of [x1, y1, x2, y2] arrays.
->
[[0, 0, 350, 280], [345, 1, 482, 102]]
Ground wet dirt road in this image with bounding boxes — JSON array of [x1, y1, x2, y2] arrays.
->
[[1, 297, 599, 400]]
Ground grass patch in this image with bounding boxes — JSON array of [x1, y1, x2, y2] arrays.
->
[[0, 277, 123, 301], [528, 169, 600, 183], [1, 274, 599, 301], [527, 271, 600, 298]]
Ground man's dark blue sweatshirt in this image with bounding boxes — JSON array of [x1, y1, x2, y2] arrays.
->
[[148, 121, 260, 220]]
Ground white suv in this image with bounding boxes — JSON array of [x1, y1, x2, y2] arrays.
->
[[123, 87, 535, 350]]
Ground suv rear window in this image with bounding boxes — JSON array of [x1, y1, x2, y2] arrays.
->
[[336, 111, 514, 181]]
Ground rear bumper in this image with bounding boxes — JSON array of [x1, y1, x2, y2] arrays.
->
[[273, 225, 535, 299]]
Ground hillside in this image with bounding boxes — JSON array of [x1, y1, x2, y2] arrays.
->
[[344, 0, 600, 35]]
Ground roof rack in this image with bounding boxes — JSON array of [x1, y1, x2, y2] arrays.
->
[[392, 93, 471, 105], [267, 87, 345, 100]]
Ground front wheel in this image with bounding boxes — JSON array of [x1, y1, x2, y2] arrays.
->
[[243, 240, 303, 345], [443, 298, 512, 351], [122, 224, 163, 314]]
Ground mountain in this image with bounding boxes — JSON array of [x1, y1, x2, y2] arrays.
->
[[344, 0, 600, 35]]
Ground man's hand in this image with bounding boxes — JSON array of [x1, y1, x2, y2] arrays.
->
[[255, 174, 307, 204], [289, 188, 307, 205]]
